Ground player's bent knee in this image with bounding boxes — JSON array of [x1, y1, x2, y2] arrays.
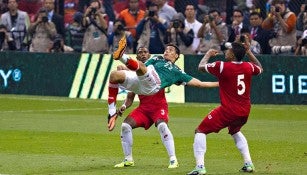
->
[[122, 123, 132, 132], [157, 122, 167, 132]]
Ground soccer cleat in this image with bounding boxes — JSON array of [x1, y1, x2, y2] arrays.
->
[[186, 167, 207, 175], [240, 163, 255, 173], [114, 159, 135, 168], [107, 113, 118, 131], [112, 35, 127, 60], [168, 159, 179, 168]]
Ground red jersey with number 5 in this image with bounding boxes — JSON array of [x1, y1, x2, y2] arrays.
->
[[205, 61, 262, 116]]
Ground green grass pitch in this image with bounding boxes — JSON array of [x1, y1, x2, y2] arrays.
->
[[0, 95, 306, 175]]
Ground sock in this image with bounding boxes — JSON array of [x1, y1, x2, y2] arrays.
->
[[119, 54, 139, 71], [193, 133, 206, 168], [157, 122, 176, 161], [108, 82, 118, 115], [121, 123, 133, 161], [232, 131, 252, 164]]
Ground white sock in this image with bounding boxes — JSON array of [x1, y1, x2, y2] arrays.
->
[[232, 131, 252, 164], [193, 133, 206, 168], [108, 103, 116, 116], [157, 122, 177, 161], [121, 123, 133, 161], [119, 54, 129, 64]]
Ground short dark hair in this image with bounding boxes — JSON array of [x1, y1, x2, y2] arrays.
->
[[209, 9, 221, 16], [249, 11, 261, 18], [231, 42, 246, 61], [166, 43, 180, 56], [271, 0, 286, 5]]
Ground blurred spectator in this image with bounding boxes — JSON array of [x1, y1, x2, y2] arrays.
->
[[164, 13, 194, 54], [0, 0, 30, 51], [49, 34, 74, 52], [43, 0, 65, 37], [108, 19, 134, 54], [262, 0, 297, 55], [136, 2, 167, 54], [81, 0, 108, 53], [66, 11, 84, 52], [184, 3, 202, 54], [64, 0, 79, 27], [0, 24, 16, 50], [18, 0, 43, 22], [228, 9, 249, 42], [249, 11, 272, 54], [173, 0, 198, 14], [295, 29, 307, 55], [296, 3, 307, 38], [0, 0, 8, 16], [197, 9, 228, 54], [152, 0, 177, 26], [240, 27, 261, 54], [28, 8, 57, 52], [118, 0, 145, 52]]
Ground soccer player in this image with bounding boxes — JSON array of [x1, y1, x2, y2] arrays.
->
[[107, 36, 218, 131], [114, 46, 179, 169], [187, 40, 263, 175]]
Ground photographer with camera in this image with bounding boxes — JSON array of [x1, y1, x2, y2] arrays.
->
[[197, 9, 228, 54], [295, 30, 307, 55], [0, 24, 16, 51], [136, 2, 167, 54], [48, 34, 74, 53], [108, 19, 134, 54], [296, 3, 307, 39], [81, 0, 108, 53], [28, 7, 57, 52], [262, 0, 297, 55], [164, 13, 194, 54]]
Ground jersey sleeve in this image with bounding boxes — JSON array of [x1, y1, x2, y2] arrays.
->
[[205, 61, 222, 77], [248, 62, 262, 75]]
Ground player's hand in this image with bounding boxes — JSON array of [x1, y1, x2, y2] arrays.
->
[[205, 49, 218, 57], [117, 104, 126, 116]]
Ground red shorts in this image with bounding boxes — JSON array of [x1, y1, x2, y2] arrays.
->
[[197, 106, 248, 135], [128, 105, 169, 130]]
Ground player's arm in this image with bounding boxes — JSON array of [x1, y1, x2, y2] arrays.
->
[[244, 41, 263, 73], [198, 49, 218, 72], [186, 78, 219, 88], [118, 92, 136, 116]]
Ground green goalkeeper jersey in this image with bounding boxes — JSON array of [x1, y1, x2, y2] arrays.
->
[[145, 55, 193, 89]]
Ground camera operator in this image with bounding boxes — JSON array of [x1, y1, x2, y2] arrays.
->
[[28, 7, 57, 52], [262, 0, 297, 55], [197, 9, 228, 54], [164, 12, 194, 54], [81, 0, 108, 53], [295, 30, 307, 56], [0, 24, 16, 51], [48, 34, 74, 53], [136, 2, 167, 54], [296, 3, 307, 38], [108, 19, 134, 54]]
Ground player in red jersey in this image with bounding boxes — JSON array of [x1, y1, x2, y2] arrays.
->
[[187, 39, 263, 175], [114, 46, 179, 169]]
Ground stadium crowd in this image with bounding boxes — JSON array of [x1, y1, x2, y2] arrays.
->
[[0, 0, 307, 55]]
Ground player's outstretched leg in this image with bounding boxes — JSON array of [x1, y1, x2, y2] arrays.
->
[[107, 81, 119, 131], [113, 35, 127, 60]]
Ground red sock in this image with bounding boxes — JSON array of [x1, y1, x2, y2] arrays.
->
[[126, 59, 139, 71], [108, 82, 119, 105]]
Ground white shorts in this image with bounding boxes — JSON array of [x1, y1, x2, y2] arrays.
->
[[120, 65, 161, 95]]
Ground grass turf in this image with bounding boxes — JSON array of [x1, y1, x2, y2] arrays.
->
[[0, 95, 306, 175]]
